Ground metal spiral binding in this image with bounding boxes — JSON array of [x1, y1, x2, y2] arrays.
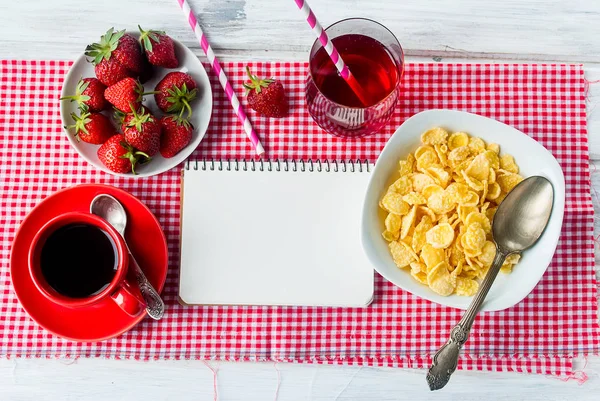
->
[[184, 159, 371, 172]]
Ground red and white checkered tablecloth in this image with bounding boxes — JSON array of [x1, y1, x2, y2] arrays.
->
[[1, 60, 599, 377]]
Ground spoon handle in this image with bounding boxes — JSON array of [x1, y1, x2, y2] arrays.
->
[[426, 250, 507, 391], [127, 248, 165, 320]]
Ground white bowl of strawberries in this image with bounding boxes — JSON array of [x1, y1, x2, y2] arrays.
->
[[60, 27, 212, 177]]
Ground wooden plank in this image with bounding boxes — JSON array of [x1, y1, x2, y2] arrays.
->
[[0, 358, 599, 400], [0, 0, 598, 62]]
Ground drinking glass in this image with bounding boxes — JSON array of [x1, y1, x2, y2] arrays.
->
[[305, 18, 404, 138]]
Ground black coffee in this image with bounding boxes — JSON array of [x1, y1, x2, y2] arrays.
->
[[40, 223, 118, 298]]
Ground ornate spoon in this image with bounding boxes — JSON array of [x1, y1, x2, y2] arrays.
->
[[427, 176, 554, 390]]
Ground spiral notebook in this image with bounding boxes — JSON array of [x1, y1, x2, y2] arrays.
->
[[179, 160, 374, 307]]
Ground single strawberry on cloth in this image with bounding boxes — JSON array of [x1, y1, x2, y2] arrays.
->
[[0, 60, 598, 378]]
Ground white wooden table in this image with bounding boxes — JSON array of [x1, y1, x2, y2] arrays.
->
[[1, 0, 599, 399]]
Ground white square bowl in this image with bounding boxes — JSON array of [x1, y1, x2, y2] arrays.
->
[[361, 110, 565, 311]]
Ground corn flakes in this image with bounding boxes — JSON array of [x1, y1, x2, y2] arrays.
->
[[426, 223, 455, 249], [465, 153, 490, 181], [398, 160, 413, 176], [389, 240, 415, 268], [412, 173, 436, 192], [465, 212, 491, 234], [379, 127, 522, 296], [500, 154, 519, 174], [380, 192, 410, 215], [403, 192, 427, 205], [422, 184, 444, 199], [497, 173, 523, 193], [421, 243, 446, 269], [487, 143, 500, 154], [456, 277, 479, 296], [412, 215, 433, 254], [427, 261, 456, 296], [464, 222, 486, 251], [382, 230, 399, 242], [385, 212, 402, 233], [421, 127, 449, 145], [390, 176, 413, 195], [400, 205, 417, 239], [448, 132, 470, 150]]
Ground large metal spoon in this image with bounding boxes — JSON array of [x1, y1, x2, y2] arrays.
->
[[90, 194, 165, 320], [427, 176, 554, 391]]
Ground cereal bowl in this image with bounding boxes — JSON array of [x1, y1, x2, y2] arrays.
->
[[361, 110, 565, 311]]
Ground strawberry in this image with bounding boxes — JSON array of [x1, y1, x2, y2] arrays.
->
[[60, 78, 107, 112], [138, 26, 179, 68], [243, 66, 288, 118], [85, 28, 141, 85], [154, 72, 197, 117], [86, 28, 143, 73], [98, 134, 148, 174], [112, 33, 144, 74], [122, 107, 161, 156], [93, 57, 134, 86], [66, 111, 116, 144], [104, 77, 154, 113], [159, 115, 194, 158]]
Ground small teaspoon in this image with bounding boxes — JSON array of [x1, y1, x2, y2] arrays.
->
[[90, 194, 165, 320]]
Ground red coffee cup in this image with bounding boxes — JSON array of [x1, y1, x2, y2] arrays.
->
[[28, 212, 146, 316]]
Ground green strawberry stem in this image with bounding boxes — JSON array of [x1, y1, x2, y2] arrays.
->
[[113, 108, 126, 126], [243, 66, 273, 94], [85, 28, 125, 65], [66, 111, 91, 141], [127, 103, 155, 132], [165, 83, 196, 118], [60, 93, 91, 104], [181, 98, 193, 119], [118, 140, 150, 175], [133, 79, 159, 102], [169, 114, 191, 127], [138, 25, 165, 53], [60, 78, 91, 107]]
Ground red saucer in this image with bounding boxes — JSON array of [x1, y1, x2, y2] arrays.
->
[[10, 184, 168, 342]]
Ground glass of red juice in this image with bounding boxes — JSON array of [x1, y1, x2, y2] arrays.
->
[[305, 18, 404, 138]]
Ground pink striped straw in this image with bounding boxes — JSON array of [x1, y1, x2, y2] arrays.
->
[[293, 0, 370, 106], [176, 0, 265, 156]]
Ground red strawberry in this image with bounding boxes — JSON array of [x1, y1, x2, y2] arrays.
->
[[92, 57, 134, 86], [112, 33, 144, 74], [243, 66, 288, 118], [66, 111, 116, 144], [98, 134, 148, 174], [138, 26, 179, 68], [60, 78, 107, 112], [104, 78, 154, 113], [159, 115, 194, 158], [85, 28, 140, 85], [154, 72, 197, 117], [122, 107, 161, 156], [85, 28, 143, 73]]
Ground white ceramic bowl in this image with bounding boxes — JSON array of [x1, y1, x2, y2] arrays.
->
[[60, 32, 212, 177], [361, 110, 565, 311]]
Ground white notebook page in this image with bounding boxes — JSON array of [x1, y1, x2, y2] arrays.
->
[[179, 162, 374, 307]]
